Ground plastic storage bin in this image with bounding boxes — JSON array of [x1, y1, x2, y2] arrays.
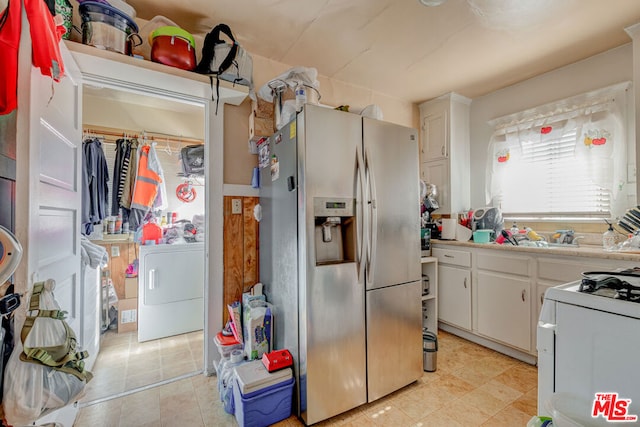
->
[[214, 332, 243, 359], [232, 376, 294, 427]]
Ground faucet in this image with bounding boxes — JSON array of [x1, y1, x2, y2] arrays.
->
[[570, 235, 584, 246]]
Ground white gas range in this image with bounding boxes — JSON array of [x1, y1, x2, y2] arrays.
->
[[538, 269, 640, 425]]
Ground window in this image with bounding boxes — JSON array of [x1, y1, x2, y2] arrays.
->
[[485, 83, 631, 220]]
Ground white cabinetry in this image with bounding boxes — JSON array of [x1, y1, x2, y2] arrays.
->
[[433, 247, 471, 330], [476, 252, 532, 352], [421, 257, 438, 334], [418, 93, 471, 214], [433, 242, 640, 364], [422, 110, 448, 159], [536, 257, 610, 316]]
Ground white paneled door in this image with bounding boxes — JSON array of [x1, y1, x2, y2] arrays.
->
[[15, 44, 83, 426]]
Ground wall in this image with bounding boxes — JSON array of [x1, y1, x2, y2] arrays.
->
[[469, 43, 636, 231], [224, 100, 256, 185], [222, 53, 419, 186], [251, 55, 418, 129], [79, 15, 418, 187], [222, 196, 259, 323]]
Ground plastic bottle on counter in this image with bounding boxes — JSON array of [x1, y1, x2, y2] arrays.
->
[[603, 220, 616, 251], [295, 82, 307, 112], [510, 222, 519, 235], [525, 227, 543, 241]]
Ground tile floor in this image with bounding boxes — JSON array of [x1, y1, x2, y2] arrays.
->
[[79, 329, 204, 404], [75, 330, 538, 426]]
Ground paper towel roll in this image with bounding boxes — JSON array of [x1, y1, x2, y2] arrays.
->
[[441, 219, 457, 240]]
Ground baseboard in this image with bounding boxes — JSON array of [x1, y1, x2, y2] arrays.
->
[[438, 322, 538, 366]]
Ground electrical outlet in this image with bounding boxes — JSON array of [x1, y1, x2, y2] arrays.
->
[[111, 245, 120, 257], [232, 199, 242, 214]]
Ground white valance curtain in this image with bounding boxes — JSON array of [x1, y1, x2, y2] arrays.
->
[[485, 82, 630, 217]]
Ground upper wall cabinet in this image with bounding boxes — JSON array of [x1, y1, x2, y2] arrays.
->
[[421, 110, 448, 160], [419, 93, 471, 215]]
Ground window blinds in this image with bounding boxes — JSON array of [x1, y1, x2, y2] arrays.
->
[[485, 82, 630, 219]]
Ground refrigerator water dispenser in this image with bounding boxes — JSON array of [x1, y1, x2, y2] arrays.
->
[[314, 198, 355, 265]]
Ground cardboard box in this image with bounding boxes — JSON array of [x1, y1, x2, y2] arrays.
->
[[118, 298, 138, 333], [124, 277, 138, 299]]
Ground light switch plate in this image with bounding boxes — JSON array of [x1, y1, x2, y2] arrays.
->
[[232, 199, 242, 214], [111, 245, 120, 257]]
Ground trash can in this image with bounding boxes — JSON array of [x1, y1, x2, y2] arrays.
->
[[545, 392, 603, 427], [423, 331, 437, 372]]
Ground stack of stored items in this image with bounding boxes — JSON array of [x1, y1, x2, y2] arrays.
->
[[149, 26, 197, 71], [214, 331, 243, 360], [77, 1, 140, 56], [232, 360, 294, 427]]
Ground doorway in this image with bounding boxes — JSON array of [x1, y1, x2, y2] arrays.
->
[[79, 84, 208, 404]]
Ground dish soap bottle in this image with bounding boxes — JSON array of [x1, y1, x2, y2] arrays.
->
[[603, 220, 616, 251], [510, 222, 519, 235]]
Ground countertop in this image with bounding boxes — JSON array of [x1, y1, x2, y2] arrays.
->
[[432, 239, 640, 262]]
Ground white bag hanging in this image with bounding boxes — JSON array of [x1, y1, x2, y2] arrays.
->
[[3, 280, 92, 425]]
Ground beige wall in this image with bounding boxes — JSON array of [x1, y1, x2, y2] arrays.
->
[[469, 43, 636, 227], [96, 15, 418, 186], [251, 54, 417, 129], [470, 44, 636, 233], [222, 52, 418, 185], [224, 100, 256, 185]]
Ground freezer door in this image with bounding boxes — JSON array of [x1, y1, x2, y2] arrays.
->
[[363, 118, 421, 290], [366, 280, 423, 402], [259, 120, 301, 399]]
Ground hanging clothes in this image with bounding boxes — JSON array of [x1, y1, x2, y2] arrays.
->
[[82, 138, 109, 235], [120, 139, 139, 210], [149, 143, 168, 211], [25, 0, 65, 81], [1, 0, 65, 115], [111, 138, 133, 217], [129, 144, 162, 230], [0, 0, 19, 115]]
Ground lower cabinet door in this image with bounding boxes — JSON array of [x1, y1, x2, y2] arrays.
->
[[437, 265, 471, 330], [477, 271, 531, 351]]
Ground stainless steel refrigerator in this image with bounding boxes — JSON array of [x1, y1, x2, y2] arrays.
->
[[259, 104, 422, 425]]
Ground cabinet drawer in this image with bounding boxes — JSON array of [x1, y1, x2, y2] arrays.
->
[[538, 258, 607, 283], [477, 252, 530, 277], [432, 247, 470, 267]]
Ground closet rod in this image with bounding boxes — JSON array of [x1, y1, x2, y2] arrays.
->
[[83, 125, 204, 146]]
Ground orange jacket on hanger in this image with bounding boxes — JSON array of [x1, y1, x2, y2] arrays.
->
[[131, 145, 162, 211]]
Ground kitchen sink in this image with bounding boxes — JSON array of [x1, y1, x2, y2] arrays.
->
[[501, 241, 579, 249], [546, 242, 581, 248]]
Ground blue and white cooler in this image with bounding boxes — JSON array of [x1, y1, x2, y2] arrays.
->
[[232, 360, 294, 427]]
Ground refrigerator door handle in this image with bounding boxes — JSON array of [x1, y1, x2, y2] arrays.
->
[[365, 147, 377, 285], [356, 145, 366, 281]]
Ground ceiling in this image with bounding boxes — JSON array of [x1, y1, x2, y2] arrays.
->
[[123, 0, 640, 104]]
